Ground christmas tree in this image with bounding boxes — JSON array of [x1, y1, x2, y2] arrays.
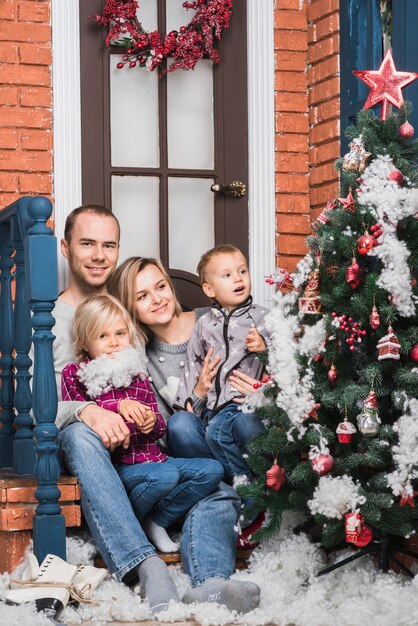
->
[[243, 53, 418, 565]]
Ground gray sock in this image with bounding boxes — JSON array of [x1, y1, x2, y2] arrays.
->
[[182, 577, 260, 613], [137, 555, 179, 614]]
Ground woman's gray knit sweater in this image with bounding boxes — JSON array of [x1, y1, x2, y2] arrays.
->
[[146, 308, 207, 421]]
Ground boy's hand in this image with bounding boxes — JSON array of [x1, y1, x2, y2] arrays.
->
[[245, 328, 266, 353], [137, 410, 157, 434], [119, 399, 149, 428], [194, 347, 220, 399]]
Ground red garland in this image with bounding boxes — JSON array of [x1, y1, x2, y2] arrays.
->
[[94, 0, 233, 74]]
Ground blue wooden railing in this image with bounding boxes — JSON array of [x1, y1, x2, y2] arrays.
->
[[0, 195, 66, 563]]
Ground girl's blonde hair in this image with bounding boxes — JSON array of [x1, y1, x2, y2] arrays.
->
[[110, 257, 182, 343], [73, 294, 140, 360]]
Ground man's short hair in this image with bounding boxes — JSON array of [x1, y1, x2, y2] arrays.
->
[[197, 244, 245, 284], [64, 204, 120, 243]]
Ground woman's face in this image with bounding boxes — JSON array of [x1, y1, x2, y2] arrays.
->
[[134, 264, 177, 328]]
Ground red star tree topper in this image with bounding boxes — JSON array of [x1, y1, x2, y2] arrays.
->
[[353, 49, 418, 121]]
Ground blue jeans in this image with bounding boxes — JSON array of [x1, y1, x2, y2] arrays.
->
[[167, 405, 265, 482], [57, 422, 239, 585], [115, 457, 224, 527]]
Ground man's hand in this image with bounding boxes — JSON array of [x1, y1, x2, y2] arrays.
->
[[229, 369, 258, 403], [137, 410, 157, 435], [78, 404, 131, 451], [119, 399, 150, 428], [194, 348, 220, 399], [245, 328, 266, 353]]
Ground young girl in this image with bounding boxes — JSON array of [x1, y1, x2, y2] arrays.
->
[[61, 294, 224, 553]]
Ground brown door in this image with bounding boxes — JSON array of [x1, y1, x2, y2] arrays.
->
[[79, 0, 248, 309]]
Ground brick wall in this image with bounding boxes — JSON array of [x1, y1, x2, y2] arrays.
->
[[275, 0, 340, 271], [0, 0, 52, 209]]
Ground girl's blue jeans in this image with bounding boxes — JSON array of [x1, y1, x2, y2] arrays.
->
[[114, 457, 224, 528]]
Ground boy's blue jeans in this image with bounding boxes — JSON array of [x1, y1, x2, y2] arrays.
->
[[57, 422, 240, 585], [114, 457, 224, 527], [167, 404, 265, 482]]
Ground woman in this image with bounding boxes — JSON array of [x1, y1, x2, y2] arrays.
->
[[110, 256, 259, 459], [109, 256, 261, 612]]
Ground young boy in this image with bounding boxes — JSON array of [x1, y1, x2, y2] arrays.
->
[[174, 244, 270, 491]]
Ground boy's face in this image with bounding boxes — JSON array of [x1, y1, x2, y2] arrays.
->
[[202, 251, 251, 311]]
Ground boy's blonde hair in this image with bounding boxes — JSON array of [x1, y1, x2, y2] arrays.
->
[[197, 244, 246, 284], [73, 294, 140, 361], [110, 257, 182, 343]]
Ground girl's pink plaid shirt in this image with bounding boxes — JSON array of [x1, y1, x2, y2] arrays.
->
[[61, 361, 168, 465]]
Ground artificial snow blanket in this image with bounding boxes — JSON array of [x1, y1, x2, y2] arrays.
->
[[1, 516, 418, 626]]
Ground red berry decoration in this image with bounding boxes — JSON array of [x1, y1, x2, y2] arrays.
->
[[357, 231, 375, 255], [400, 121, 414, 139], [311, 453, 334, 476], [388, 169, 405, 185], [410, 344, 418, 361]]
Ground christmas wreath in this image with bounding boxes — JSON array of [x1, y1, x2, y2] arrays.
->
[[94, 0, 233, 73]]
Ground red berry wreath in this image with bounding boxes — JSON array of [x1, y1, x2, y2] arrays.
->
[[94, 0, 233, 73]]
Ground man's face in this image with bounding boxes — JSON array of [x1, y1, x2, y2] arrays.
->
[[61, 213, 120, 292]]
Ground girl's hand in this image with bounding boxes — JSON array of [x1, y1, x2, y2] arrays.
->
[[194, 348, 221, 399], [138, 410, 157, 434], [119, 399, 149, 427], [245, 328, 266, 353], [229, 370, 258, 403]]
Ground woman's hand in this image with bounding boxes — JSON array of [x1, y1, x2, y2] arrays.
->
[[194, 347, 221, 399], [245, 327, 266, 353], [119, 399, 150, 428], [229, 369, 258, 403], [138, 410, 157, 434]]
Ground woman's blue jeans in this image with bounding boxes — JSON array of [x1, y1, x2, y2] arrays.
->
[[167, 405, 265, 481], [57, 422, 239, 585], [115, 457, 224, 527]]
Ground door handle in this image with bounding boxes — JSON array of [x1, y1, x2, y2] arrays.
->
[[211, 180, 247, 198]]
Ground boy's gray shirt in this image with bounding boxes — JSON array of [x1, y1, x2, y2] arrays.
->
[[174, 297, 269, 415]]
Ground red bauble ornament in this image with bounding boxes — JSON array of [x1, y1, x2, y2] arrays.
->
[[353, 48, 418, 120], [388, 169, 405, 185], [369, 305, 380, 330], [346, 258, 363, 289], [345, 512, 373, 547], [357, 232, 375, 255], [265, 460, 286, 491], [311, 453, 334, 476], [337, 189, 356, 213], [327, 364, 337, 385], [400, 121, 415, 139], [336, 419, 357, 443], [410, 344, 418, 361]]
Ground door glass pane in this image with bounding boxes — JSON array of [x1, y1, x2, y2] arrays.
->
[[112, 175, 160, 262], [168, 177, 214, 274], [166, 0, 196, 32], [110, 56, 159, 167], [137, 0, 158, 31], [167, 59, 214, 169]]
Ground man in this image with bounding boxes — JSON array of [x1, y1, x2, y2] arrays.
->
[[54, 205, 261, 615]]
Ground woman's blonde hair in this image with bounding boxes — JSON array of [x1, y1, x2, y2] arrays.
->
[[110, 257, 182, 342], [73, 294, 140, 360]]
